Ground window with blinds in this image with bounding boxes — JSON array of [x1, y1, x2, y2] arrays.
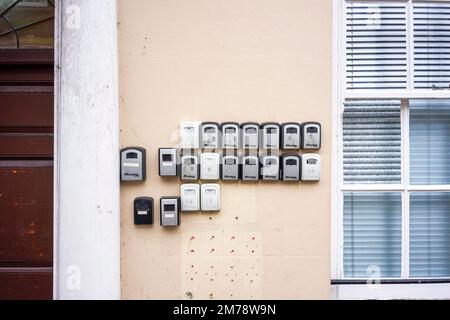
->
[[346, 2, 408, 90], [413, 2, 450, 89], [341, 1, 450, 285], [343, 100, 401, 184], [344, 192, 402, 278], [410, 192, 450, 278]]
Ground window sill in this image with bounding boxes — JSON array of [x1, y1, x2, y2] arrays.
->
[[331, 282, 450, 300]]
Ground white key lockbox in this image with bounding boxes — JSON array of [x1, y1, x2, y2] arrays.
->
[[180, 184, 200, 212], [180, 122, 200, 149], [301, 153, 321, 181], [201, 183, 220, 211], [200, 152, 220, 180]]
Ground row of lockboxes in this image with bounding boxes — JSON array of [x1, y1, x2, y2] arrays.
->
[[180, 121, 321, 150], [159, 149, 320, 181], [120, 147, 321, 182], [133, 184, 220, 226]]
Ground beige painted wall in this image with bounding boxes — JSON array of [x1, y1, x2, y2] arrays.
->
[[118, 0, 332, 299]]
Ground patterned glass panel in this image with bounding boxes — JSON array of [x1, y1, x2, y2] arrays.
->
[[0, 0, 54, 48]]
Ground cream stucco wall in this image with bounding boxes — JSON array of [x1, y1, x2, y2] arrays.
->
[[118, 0, 332, 299]]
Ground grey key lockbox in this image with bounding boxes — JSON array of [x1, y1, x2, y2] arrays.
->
[[120, 147, 146, 181], [241, 122, 259, 149], [159, 148, 178, 177], [260, 153, 280, 181], [260, 122, 280, 150], [221, 151, 239, 181], [201, 122, 220, 149], [281, 153, 301, 181], [134, 197, 153, 225], [302, 122, 321, 149], [160, 197, 181, 227], [241, 154, 259, 181], [180, 151, 199, 180], [221, 122, 240, 149], [281, 122, 301, 150]]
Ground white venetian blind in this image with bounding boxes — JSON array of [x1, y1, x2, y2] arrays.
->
[[344, 192, 402, 278], [410, 192, 450, 278], [346, 2, 408, 90], [413, 2, 450, 89], [343, 100, 401, 184], [410, 99, 450, 185]]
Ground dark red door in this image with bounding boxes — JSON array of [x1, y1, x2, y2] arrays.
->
[[0, 49, 54, 300]]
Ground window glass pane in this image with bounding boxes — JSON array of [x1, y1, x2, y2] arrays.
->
[[0, 0, 54, 49], [16, 16, 52, 48], [0, 0, 17, 12], [0, 17, 16, 48], [346, 1, 407, 90], [344, 192, 402, 278], [413, 2, 450, 89], [4, 0, 53, 30], [343, 100, 401, 184], [410, 99, 450, 185], [410, 192, 450, 278]]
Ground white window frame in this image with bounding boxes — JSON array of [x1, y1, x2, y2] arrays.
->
[[332, 0, 450, 299]]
